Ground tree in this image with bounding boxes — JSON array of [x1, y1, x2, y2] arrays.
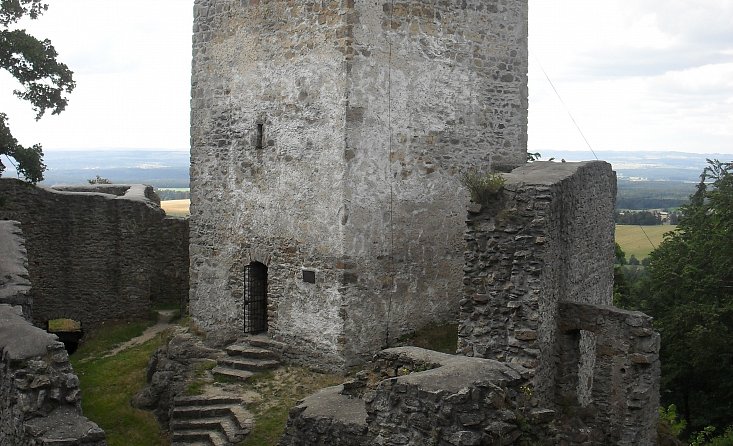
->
[[634, 160, 733, 433], [0, 0, 75, 183], [87, 175, 111, 184]]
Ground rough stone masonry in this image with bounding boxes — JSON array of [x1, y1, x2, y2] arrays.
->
[[190, 0, 529, 370], [0, 179, 189, 330], [280, 161, 660, 445], [0, 221, 106, 446]]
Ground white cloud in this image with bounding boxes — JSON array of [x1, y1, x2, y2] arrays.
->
[[2, 0, 193, 150], [529, 0, 733, 154]]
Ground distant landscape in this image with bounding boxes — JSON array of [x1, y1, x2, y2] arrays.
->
[[8, 149, 728, 258], [11, 149, 726, 191]]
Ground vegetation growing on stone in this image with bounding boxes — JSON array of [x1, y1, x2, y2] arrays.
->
[[460, 169, 506, 206]]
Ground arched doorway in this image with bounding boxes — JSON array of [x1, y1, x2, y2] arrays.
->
[[243, 261, 268, 333]]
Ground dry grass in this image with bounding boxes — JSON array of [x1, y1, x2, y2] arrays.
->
[[48, 318, 81, 331], [615, 224, 677, 260], [160, 199, 190, 217]]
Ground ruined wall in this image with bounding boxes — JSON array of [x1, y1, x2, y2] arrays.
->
[[190, 0, 528, 369], [280, 347, 555, 446], [0, 221, 32, 318], [0, 179, 189, 329], [459, 161, 658, 444], [557, 302, 660, 445], [0, 305, 106, 445], [459, 161, 616, 400]]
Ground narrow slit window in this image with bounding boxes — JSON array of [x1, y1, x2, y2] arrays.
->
[[256, 123, 264, 150]]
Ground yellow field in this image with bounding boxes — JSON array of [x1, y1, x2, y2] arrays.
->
[[615, 224, 677, 260], [160, 199, 190, 217]]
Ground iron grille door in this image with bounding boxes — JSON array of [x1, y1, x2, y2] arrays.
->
[[243, 262, 268, 333]]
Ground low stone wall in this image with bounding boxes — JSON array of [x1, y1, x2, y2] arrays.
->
[[0, 221, 32, 318], [280, 347, 555, 446], [557, 302, 660, 445], [0, 304, 106, 445], [0, 179, 189, 329]]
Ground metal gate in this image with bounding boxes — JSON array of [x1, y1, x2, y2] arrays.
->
[[243, 262, 268, 333]]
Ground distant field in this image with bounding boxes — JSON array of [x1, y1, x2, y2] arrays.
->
[[615, 224, 677, 260], [161, 199, 190, 217]]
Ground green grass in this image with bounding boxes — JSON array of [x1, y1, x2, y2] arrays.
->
[[398, 323, 459, 354], [71, 321, 169, 446], [615, 224, 677, 260], [241, 367, 343, 445], [74, 320, 155, 361]]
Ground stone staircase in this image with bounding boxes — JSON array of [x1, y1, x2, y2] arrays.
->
[[170, 395, 253, 446], [211, 335, 285, 381]]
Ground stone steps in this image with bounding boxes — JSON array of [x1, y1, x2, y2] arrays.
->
[[225, 344, 278, 359], [217, 357, 279, 372], [170, 395, 252, 446], [212, 335, 283, 382]]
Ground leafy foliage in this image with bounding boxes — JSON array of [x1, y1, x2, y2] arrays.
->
[[623, 160, 733, 433], [0, 0, 75, 183]]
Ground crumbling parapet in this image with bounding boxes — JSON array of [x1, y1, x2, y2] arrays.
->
[[0, 304, 106, 445], [459, 161, 659, 444]]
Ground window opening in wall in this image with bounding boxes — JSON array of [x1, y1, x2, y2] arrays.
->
[[47, 318, 83, 355], [256, 123, 264, 150], [244, 261, 268, 333], [302, 270, 315, 284]]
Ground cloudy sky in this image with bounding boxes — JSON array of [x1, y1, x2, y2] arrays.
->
[[1, 0, 732, 156]]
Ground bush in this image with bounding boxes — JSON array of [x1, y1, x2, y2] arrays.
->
[[460, 170, 506, 206]]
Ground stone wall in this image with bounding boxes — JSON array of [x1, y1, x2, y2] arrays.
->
[[0, 304, 106, 445], [280, 347, 555, 446], [0, 179, 189, 329], [190, 0, 528, 370], [459, 161, 659, 444], [0, 221, 32, 318]]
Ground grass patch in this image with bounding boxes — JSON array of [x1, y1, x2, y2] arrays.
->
[[615, 224, 676, 260], [398, 323, 459, 354], [186, 360, 217, 396], [71, 323, 169, 446], [74, 320, 155, 361], [241, 367, 343, 446], [48, 318, 81, 332]]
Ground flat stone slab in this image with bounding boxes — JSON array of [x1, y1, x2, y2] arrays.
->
[[299, 385, 368, 427]]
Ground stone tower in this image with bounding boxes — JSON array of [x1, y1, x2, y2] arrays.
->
[[189, 0, 528, 370]]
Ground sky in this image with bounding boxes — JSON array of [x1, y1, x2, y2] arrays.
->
[[1, 0, 732, 156]]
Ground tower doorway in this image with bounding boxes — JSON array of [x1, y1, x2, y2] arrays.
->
[[243, 261, 268, 333]]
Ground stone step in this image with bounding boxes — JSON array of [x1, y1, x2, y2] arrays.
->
[[211, 366, 255, 382], [171, 429, 227, 446], [245, 335, 286, 352], [217, 357, 279, 372], [170, 416, 248, 444], [174, 395, 242, 407], [225, 343, 278, 359], [172, 404, 252, 430]]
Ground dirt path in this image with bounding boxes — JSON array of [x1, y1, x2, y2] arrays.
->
[[103, 309, 177, 358]]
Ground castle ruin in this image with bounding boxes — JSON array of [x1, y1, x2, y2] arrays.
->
[[189, 0, 529, 370]]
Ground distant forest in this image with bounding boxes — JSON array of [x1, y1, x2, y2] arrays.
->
[[616, 180, 694, 210], [156, 189, 190, 201]]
